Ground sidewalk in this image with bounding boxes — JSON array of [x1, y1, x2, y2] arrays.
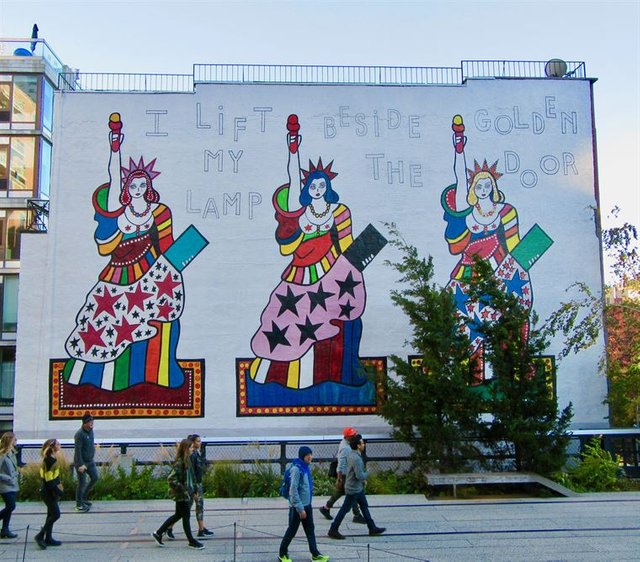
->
[[1, 493, 639, 561]]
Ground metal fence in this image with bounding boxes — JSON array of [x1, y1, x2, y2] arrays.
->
[[462, 59, 587, 80], [193, 63, 462, 86], [15, 430, 640, 477], [58, 72, 194, 92], [55, 59, 588, 92]]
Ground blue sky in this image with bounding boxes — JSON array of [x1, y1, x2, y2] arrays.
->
[[2, 0, 638, 232]]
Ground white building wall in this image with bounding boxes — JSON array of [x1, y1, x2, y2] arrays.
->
[[14, 78, 608, 439]]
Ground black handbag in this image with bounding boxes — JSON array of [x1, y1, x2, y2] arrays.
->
[[328, 459, 338, 478]]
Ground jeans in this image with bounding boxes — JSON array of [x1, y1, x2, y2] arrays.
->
[[329, 490, 376, 532], [157, 500, 195, 543], [76, 462, 99, 506], [40, 493, 60, 541], [279, 505, 320, 557], [326, 478, 361, 516], [0, 492, 16, 529]]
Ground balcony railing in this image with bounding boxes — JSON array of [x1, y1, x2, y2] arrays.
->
[[26, 199, 49, 232], [57, 59, 588, 92], [0, 38, 66, 75]]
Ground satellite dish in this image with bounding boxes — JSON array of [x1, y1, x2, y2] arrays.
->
[[545, 59, 568, 78]]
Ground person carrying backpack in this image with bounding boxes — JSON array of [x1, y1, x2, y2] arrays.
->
[[278, 446, 329, 562]]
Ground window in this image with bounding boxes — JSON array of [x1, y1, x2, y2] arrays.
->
[[8, 136, 36, 193], [11, 75, 38, 126], [5, 211, 27, 260], [39, 138, 51, 198], [1, 276, 18, 333], [0, 348, 15, 404], [0, 83, 10, 123], [42, 79, 54, 134], [0, 138, 7, 190]]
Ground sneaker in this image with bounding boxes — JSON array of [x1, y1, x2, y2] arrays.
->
[[84, 501, 93, 507], [188, 540, 205, 550], [45, 538, 62, 546], [75, 504, 90, 513], [312, 555, 330, 561], [0, 528, 17, 539], [369, 526, 386, 536], [278, 556, 292, 562], [34, 533, 47, 550], [319, 506, 333, 520], [152, 532, 165, 547], [327, 528, 345, 540], [197, 528, 214, 538], [166, 528, 175, 540], [352, 514, 367, 524]]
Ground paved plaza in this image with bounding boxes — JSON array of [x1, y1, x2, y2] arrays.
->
[[0, 493, 639, 561]]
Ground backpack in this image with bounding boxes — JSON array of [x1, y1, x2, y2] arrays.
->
[[279, 465, 292, 499]]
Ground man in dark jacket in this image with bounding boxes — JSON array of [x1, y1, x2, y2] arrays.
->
[[74, 412, 98, 512]]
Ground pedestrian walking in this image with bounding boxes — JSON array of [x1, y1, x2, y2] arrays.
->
[[328, 434, 385, 540], [319, 427, 366, 524], [152, 438, 204, 550], [74, 411, 98, 512], [0, 432, 19, 538], [35, 438, 64, 549], [166, 434, 214, 541], [278, 446, 329, 562]]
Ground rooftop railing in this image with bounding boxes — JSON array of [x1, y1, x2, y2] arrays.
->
[[56, 59, 588, 92], [0, 38, 66, 75]]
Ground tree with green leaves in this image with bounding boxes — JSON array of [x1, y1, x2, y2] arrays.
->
[[545, 209, 639, 426], [466, 259, 573, 475], [381, 227, 485, 473]]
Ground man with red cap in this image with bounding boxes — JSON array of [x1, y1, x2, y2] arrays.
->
[[318, 427, 366, 523]]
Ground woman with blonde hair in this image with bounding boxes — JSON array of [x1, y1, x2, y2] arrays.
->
[[35, 438, 64, 549], [152, 439, 204, 550], [0, 432, 19, 538]]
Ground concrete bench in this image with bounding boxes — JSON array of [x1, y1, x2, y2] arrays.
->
[[426, 471, 578, 498]]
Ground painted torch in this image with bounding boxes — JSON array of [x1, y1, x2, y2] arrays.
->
[[109, 112, 122, 152], [452, 114, 465, 154], [287, 114, 300, 154]]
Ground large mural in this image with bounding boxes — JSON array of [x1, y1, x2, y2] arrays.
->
[[50, 113, 208, 419], [237, 115, 387, 416], [443, 115, 553, 384], [12, 78, 608, 438]]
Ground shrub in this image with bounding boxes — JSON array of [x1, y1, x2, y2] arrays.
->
[[564, 438, 623, 492]]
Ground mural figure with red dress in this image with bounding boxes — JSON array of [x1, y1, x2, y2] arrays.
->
[[52, 113, 208, 418]]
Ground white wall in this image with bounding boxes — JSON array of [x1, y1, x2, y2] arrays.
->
[[13, 79, 608, 439]]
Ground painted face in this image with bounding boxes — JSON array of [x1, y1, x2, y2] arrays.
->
[[128, 176, 147, 199], [474, 177, 493, 200], [308, 178, 327, 200]]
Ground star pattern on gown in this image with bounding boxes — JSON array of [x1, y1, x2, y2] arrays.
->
[[276, 286, 305, 317], [114, 317, 140, 347], [339, 300, 356, 319], [307, 282, 335, 313], [93, 290, 122, 320], [263, 321, 291, 352], [66, 256, 188, 362], [296, 316, 323, 344], [336, 271, 361, 298], [155, 272, 181, 299], [78, 323, 106, 353], [124, 285, 154, 313]]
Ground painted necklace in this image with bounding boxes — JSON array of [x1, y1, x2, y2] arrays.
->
[[474, 202, 497, 217], [127, 202, 152, 235], [309, 201, 330, 219]]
